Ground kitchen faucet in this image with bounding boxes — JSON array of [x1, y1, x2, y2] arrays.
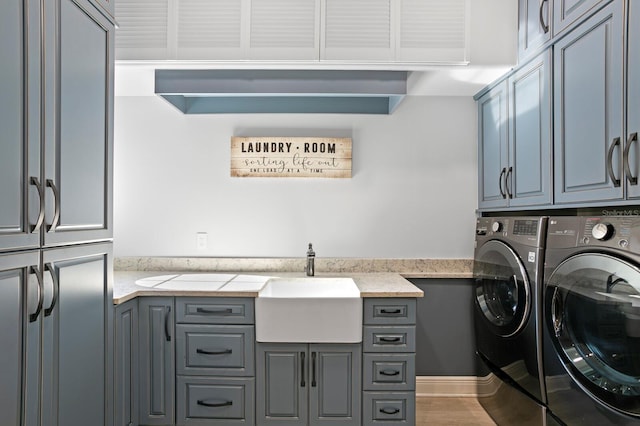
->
[[306, 243, 315, 276]]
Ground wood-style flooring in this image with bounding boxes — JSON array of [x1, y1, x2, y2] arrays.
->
[[416, 397, 496, 426]]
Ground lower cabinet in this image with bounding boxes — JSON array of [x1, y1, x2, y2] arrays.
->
[[139, 297, 175, 425], [256, 343, 361, 426], [115, 298, 139, 426]]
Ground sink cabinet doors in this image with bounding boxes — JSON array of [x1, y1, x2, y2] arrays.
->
[[256, 343, 362, 426]]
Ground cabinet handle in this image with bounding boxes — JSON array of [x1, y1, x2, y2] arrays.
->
[[196, 307, 233, 315], [46, 179, 60, 232], [624, 132, 638, 185], [379, 336, 402, 343], [164, 306, 171, 342], [196, 399, 233, 408], [380, 407, 400, 415], [29, 265, 44, 322], [44, 263, 59, 317], [498, 167, 507, 198], [311, 352, 317, 387], [29, 177, 45, 233], [380, 308, 402, 315], [300, 352, 306, 387], [505, 166, 513, 199], [380, 369, 400, 376], [607, 137, 621, 187], [539, 0, 549, 34], [196, 348, 232, 356]]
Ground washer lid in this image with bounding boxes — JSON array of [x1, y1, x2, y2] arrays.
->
[[474, 240, 531, 337]]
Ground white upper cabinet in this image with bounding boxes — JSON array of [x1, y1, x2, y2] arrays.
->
[[115, 0, 469, 64]]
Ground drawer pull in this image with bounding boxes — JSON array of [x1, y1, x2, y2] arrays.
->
[[380, 369, 400, 376], [196, 348, 233, 356], [380, 407, 400, 415], [380, 308, 402, 315], [379, 336, 402, 343], [196, 307, 234, 315], [197, 399, 233, 408]]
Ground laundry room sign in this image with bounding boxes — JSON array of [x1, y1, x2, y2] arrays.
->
[[230, 136, 352, 178]]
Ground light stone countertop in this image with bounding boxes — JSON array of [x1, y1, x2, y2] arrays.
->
[[113, 270, 425, 305]]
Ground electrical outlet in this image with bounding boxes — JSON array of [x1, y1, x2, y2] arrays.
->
[[196, 232, 208, 250]]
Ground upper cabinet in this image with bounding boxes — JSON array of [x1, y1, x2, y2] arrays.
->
[[0, 0, 114, 253], [477, 50, 552, 210], [625, 0, 640, 198], [518, 0, 551, 61], [553, 0, 623, 205], [553, 0, 609, 36], [115, 0, 469, 64]]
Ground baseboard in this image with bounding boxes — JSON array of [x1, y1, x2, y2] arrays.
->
[[416, 376, 481, 397]]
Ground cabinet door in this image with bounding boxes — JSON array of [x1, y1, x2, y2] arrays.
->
[[553, 0, 607, 36], [508, 50, 552, 207], [43, 0, 114, 247], [41, 242, 113, 426], [518, 0, 551, 60], [553, 1, 623, 204], [115, 299, 139, 426], [256, 343, 308, 425], [139, 297, 175, 426], [0, 0, 40, 252], [321, 0, 394, 61], [309, 344, 361, 426], [0, 251, 41, 426], [477, 80, 509, 209], [625, 0, 640, 198]]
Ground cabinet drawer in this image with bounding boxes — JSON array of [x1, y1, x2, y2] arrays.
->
[[363, 391, 416, 425], [176, 324, 254, 376], [363, 326, 415, 353], [176, 298, 254, 324], [364, 299, 416, 325], [363, 353, 415, 391], [176, 376, 255, 425]]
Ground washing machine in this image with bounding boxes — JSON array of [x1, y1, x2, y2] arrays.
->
[[474, 217, 547, 425], [544, 216, 640, 425]]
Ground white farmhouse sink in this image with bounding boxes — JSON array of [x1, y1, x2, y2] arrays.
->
[[255, 277, 362, 343]]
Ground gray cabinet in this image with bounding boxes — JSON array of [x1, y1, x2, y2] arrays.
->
[[40, 243, 114, 426], [0, 0, 114, 253], [553, 0, 624, 204], [478, 49, 552, 210], [362, 298, 416, 426], [553, 0, 609, 36], [625, 0, 640, 198], [139, 297, 175, 426], [0, 251, 40, 426], [0, 0, 41, 252], [518, 0, 551, 61], [42, 0, 114, 247], [256, 343, 361, 426], [115, 298, 139, 426], [175, 297, 255, 425]]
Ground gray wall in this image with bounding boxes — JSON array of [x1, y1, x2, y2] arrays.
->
[[411, 278, 476, 376], [113, 95, 478, 258]]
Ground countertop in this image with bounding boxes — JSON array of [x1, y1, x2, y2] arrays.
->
[[114, 270, 425, 304]]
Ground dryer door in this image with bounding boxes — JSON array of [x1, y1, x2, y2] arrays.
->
[[547, 253, 640, 416], [474, 240, 531, 337]]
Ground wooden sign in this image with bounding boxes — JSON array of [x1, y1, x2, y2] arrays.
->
[[231, 137, 352, 178]]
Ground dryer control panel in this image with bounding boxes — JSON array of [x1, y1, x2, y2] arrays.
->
[[475, 217, 546, 248], [548, 216, 640, 251]]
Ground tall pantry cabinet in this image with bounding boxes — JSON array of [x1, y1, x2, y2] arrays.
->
[[0, 0, 115, 425]]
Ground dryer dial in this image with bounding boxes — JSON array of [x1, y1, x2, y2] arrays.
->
[[491, 221, 503, 233], [592, 222, 614, 241]]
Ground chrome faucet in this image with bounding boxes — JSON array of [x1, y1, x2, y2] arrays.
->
[[306, 243, 315, 276]]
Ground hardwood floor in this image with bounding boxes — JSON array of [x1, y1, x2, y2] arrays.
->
[[416, 396, 496, 426]]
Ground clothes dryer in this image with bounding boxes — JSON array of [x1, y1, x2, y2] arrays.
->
[[474, 217, 547, 424], [544, 216, 640, 425]]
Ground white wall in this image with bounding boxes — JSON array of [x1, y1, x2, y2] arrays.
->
[[113, 95, 478, 258]]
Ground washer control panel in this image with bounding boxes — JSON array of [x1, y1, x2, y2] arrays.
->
[[548, 216, 640, 250]]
